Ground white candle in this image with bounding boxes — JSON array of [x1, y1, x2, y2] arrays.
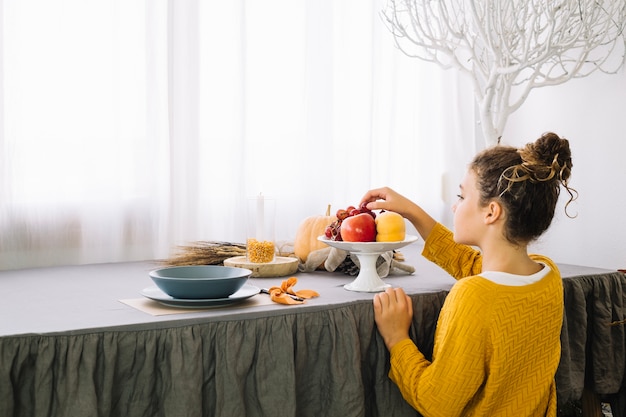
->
[[256, 192, 264, 240]]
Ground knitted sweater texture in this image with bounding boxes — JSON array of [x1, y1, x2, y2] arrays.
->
[[389, 223, 563, 416]]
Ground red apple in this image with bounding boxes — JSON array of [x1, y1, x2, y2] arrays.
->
[[340, 213, 376, 242]]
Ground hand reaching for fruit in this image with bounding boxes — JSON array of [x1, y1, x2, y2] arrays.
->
[[325, 203, 405, 242]]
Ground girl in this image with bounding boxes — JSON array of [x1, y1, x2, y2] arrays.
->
[[361, 132, 577, 416]]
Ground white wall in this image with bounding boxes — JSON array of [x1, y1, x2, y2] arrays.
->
[[503, 68, 626, 270]]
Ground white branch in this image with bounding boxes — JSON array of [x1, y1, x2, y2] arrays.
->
[[382, 0, 626, 146]]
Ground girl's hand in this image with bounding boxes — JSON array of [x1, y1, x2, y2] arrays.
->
[[373, 287, 413, 351], [360, 187, 413, 217], [360, 186, 437, 241]]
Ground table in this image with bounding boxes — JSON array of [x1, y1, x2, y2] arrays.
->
[[0, 243, 624, 417]]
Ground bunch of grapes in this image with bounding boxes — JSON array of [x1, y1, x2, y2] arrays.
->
[[325, 203, 376, 241]]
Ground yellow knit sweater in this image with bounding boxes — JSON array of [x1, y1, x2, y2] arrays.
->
[[388, 223, 563, 416]]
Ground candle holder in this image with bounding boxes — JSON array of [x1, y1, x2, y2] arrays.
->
[[246, 194, 276, 263]]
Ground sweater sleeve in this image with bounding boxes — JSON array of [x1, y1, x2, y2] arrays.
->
[[421, 222, 482, 279], [388, 279, 492, 417]]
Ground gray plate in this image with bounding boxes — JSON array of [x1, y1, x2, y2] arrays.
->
[[141, 284, 260, 308]]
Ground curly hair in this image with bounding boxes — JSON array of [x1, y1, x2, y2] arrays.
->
[[470, 132, 578, 245]]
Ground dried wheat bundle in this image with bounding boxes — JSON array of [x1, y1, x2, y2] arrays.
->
[[162, 241, 247, 266]]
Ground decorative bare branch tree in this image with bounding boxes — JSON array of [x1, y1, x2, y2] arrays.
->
[[383, 0, 626, 146]]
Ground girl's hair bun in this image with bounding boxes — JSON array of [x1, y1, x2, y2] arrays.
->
[[517, 132, 573, 184]]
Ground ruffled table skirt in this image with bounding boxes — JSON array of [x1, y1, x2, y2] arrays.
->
[[1, 293, 448, 417]]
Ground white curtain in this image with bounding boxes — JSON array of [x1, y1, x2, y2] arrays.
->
[[0, 0, 475, 270]]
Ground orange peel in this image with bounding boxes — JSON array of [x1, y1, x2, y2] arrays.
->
[[268, 277, 319, 305]]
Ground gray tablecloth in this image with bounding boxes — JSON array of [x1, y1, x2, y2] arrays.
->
[[0, 245, 624, 417]]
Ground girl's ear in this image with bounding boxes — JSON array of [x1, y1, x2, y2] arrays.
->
[[484, 200, 503, 225]]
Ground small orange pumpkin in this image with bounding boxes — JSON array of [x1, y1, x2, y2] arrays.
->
[[294, 205, 337, 263]]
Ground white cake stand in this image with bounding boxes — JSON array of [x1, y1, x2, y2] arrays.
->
[[318, 235, 418, 292]]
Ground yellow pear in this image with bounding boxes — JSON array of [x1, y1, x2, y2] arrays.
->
[[375, 211, 405, 242]]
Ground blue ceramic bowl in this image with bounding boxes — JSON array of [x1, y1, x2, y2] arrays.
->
[[149, 265, 252, 299]]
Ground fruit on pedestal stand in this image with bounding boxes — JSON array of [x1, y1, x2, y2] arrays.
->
[[375, 211, 406, 242], [325, 203, 376, 242], [294, 205, 337, 263], [340, 213, 376, 242]]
